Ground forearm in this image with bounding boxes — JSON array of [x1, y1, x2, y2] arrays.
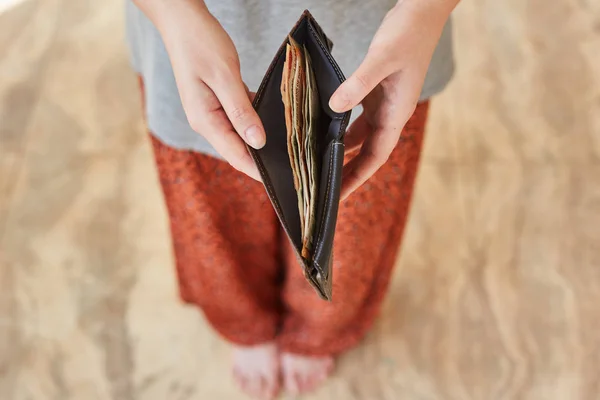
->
[[374, 0, 457, 59], [133, 0, 210, 30], [393, 0, 458, 35], [397, 0, 460, 15]]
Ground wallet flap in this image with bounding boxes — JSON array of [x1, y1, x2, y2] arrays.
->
[[249, 10, 351, 300]]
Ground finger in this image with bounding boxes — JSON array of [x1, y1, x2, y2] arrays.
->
[[340, 77, 420, 200], [329, 49, 396, 113], [207, 120, 262, 181], [344, 113, 373, 153], [181, 80, 262, 181], [212, 77, 266, 149], [341, 124, 400, 200]]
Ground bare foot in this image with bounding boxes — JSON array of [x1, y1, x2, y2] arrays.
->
[[281, 352, 335, 395], [232, 342, 280, 400]]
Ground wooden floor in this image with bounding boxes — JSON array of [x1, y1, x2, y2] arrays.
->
[[1, 0, 599, 399]]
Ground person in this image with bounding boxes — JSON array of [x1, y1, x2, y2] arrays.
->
[[126, 0, 457, 398]]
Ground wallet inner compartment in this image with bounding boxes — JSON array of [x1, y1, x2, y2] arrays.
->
[[255, 18, 346, 254]]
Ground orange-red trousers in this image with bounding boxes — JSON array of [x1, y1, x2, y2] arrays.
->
[[150, 102, 429, 356]]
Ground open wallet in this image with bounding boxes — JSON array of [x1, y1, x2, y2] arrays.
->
[[248, 10, 352, 301]]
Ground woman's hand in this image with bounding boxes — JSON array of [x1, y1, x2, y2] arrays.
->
[[135, 0, 264, 180], [329, 0, 459, 199]]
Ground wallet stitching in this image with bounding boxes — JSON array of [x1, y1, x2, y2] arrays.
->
[[307, 22, 349, 272], [313, 142, 337, 277], [307, 22, 347, 127], [307, 22, 344, 84]]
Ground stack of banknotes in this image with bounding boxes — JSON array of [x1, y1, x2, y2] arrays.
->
[[280, 36, 320, 261]]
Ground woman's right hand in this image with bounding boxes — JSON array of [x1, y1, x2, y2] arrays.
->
[[135, 0, 264, 180]]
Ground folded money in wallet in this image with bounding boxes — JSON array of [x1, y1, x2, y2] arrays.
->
[[248, 11, 352, 300]]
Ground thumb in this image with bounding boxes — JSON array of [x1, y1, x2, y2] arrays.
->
[[329, 50, 393, 113]]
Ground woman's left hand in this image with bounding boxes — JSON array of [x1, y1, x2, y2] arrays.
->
[[329, 0, 459, 200]]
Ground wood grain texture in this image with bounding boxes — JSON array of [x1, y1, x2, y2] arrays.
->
[[0, 0, 599, 399]]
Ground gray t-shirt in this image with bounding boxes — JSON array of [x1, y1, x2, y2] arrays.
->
[[125, 0, 454, 157]]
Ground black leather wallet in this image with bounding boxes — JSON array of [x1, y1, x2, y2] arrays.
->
[[249, 10, 351, 300]]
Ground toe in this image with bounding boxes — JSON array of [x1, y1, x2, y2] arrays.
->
[[259, 375, 275, 400], [322, 360, 334, 378], [302, 373, 318, 393], [247, 374, 264, 399], [294, 372, 307, 394], [326, 358, 335, 372], [264, 373, 280, 400], [284, 370, 300, 395], [232, 368, 245, 389], [268, 382, 280, 400], [259, 375, 278, 400]]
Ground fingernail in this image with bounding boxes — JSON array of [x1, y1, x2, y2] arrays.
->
[[329, 92, 350, 113], [245, 125, 265, 149]]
